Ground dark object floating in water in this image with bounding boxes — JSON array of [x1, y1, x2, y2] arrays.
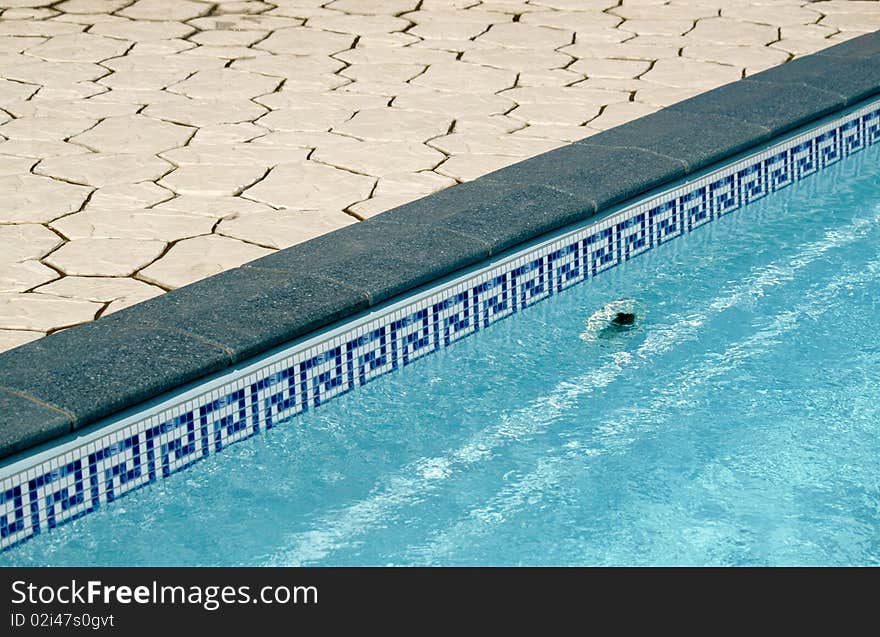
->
[[611, 312, 635, 326]]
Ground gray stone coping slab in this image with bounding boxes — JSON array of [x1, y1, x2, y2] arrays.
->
[[0, 31, 878, 462]]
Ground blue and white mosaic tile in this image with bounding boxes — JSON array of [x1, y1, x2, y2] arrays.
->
[[2, 98, 879, 552]]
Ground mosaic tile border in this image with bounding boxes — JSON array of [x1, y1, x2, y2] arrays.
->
[[1, 96, 879, 553]]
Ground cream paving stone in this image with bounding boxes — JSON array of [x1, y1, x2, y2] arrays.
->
[[429, 133, 563, 157], [189, 30, 268, 47], [25, 33, 131, 63], [0, 20, 83, 37], [0, 329, 41, 352], [84, 88, 191, 106], [512, 123, 597, 142], [683, 44, 790, 74], [529, 0, 616, 11], [333, 108, 452, 142], [620, 18, 697, 37], [312, 139, 445, 177], [586, 100, 661, 130], [71, 115, 194, 153], [159, 163, 269, 197], [138, 235, 273, 289], [569, 57, 652, 79], [721, 4, 820, 27], [683, 17, 779, 46], [255, 89, 387, 112], [188, 15, 303, 32], [44, 238, 165, 276], [335, 45, 455, 66], [167, 68, 280, 100], [453, 115, 524, 134], [0, 224, 62, 262], [820, 12, 880, 32], [54, 0, 132, 13], [243, 160, 375, 210], [0, 138, 90, 159], [34, 276, 162, 311], [634, 83, 706, 107], [306, 13, 411, 35], [0, 174, 91, 223], [118, 0, 210, 22], [189, 123, 267, 145], [144, 99, 268, 127], [521, 9, 622, 31], [126, 39, 196, 56], [89, 18, 195, 42], [326, 0, 419, 15], [392, 90, 516, 118], [508, 101, 604, 126], [611, 3, 719, 21], [256, 106, 355, 133], [85, 182, 173, 210], [0, 154, 35, 176], [561, 40, 670, 61], [98, 67, 194, 91], [411, 61, 517, 94], [152, 194, 275, 218], [51, 208, 215, 242], [159, 143, 310, 167], [406, 12, 510, 41], [35, 152, 172, 187], [0, 293, 99, 332], [435, 153, 521, 181], [30, 82, 107, 100], [461, 47, 571, 72], [102, 52, 227, 74], [218, 208, 356, 249], [517, 69, 585, 87], [640, 57, 743, 89], [0, 77, 39, 102], [1, 57, 107, 84], [341, 62, 426, 84], [232, 54, 345, 80], [254, 27, 355, 56], [0, 260, 59, 293], [3, 98, 138, 120], [178, 45, 273, 61], [503, 85, 630, 106], [0, 36, 47, 54]]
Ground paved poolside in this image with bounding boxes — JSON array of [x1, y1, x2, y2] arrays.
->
[[1, 0, 878, 353]]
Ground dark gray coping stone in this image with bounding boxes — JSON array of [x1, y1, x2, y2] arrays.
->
[[1, 31, 878, 461]]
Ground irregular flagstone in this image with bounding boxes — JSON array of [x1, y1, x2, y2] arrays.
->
[[144, 99, 268, 127], [167, 68, 281, 100], [0, 260, 59, 293], [159, 163, 269, 196], [118, 0, 211, 22], [334, 45, 456, 65], [231, 54, 345, 80], [326, 0, 419, 14], [0, 224, 62, 263], [453, 115, 524, 134], [242, 160, 375, 209], [521, 9, 621, 30], [0, 138, 90, 159], [0, 77, 39, 102], [29, 82, 107, 100], [461, 47, 571, 71], [0, 174, 91, 223], [217, 208, 356, 249], [35, 152, 172, 187], [306, 13, 411, 35], [640, 57, 743, 89], [332, 108, 452, 142], [476, 22, 574, 49], [34, 276, 163, 315], [159, 143, 310, 167], [512, 122, 597, 142], [152, 194, 275, 218], [429, 132, 563, 156], [51, 209, 215, 241], [189, 123, 267, 145], [341, 62, 426, 83], [518, 69, 585, 87], [0, 36, 47, 55], [254, 89, 385, 111], [254, 27, 355, 56], [89, 18, 195, 41], [1, 57, 106, 84], [138, 235, 273, 289], [0, 154, 35, 176], [569, 57, 652, 79], [189, 30, 268, 47], [312, 139, 445, 177], [70, 115, 194, 153], [411, 61, 517, 94], [349, 170, 457, 218], [25, 33, 131, 63], [683, 17, 779, 45], [86, 182, 173, 210], [586, 100, 661, 130], [54, 0, 133, 13], [682, 44, 790, 74], [256, 107, 356, 133], [0, 293, 99, 332], [3, 98, 138, 120], [435, 153, 520, 181], [44, 238, 166, 276], [0, 329, 42, 353], [98, 67, 194, 91], [188, 15, 304, 32]]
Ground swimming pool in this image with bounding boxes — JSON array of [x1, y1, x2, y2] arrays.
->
[[5, 131, 879, 566]]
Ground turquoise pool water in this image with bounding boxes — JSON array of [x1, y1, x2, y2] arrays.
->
[[5, 144, 880, 567]]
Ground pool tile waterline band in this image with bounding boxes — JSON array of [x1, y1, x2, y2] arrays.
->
[[2, 95, 878, 552]]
